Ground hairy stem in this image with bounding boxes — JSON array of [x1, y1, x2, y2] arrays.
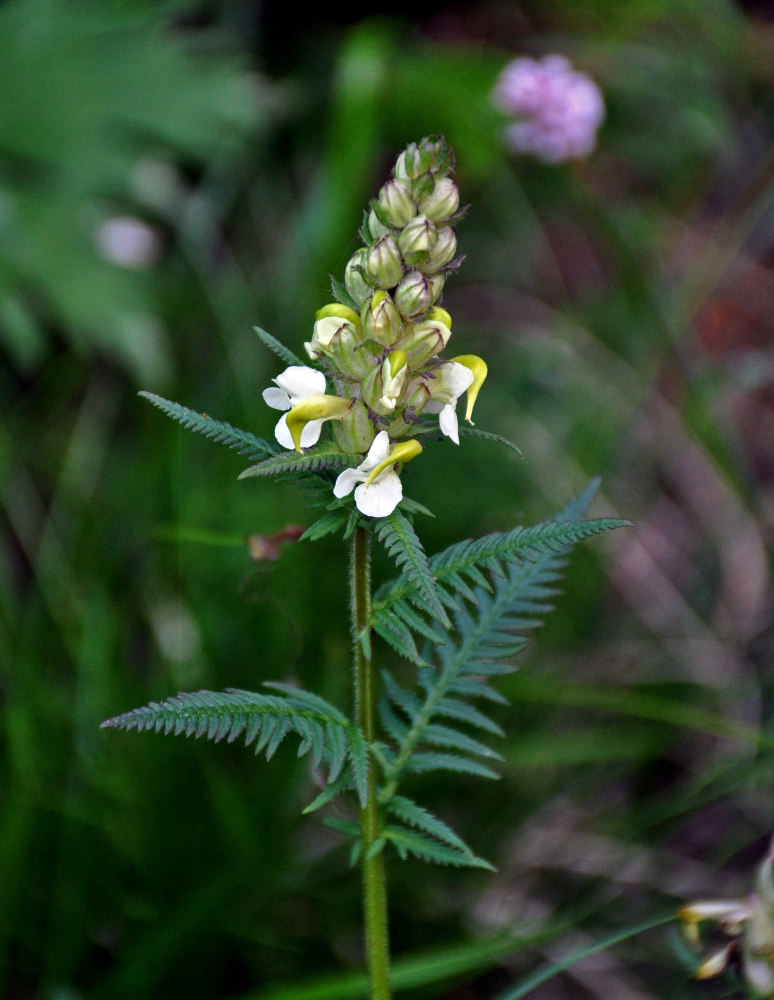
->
[[351, 525, 392, 1000]]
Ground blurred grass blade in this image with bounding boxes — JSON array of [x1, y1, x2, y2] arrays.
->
[[509, 675, 772, 746], [492, 913, 677, 1000], [231, 929, 545, 1000]]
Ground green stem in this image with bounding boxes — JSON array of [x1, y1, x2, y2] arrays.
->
[[350, 524, 392, 1000]]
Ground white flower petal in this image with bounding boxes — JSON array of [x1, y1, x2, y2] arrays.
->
[[274, 365, 326, 403], [300, 418, 324, 448], [274, 414, 295, 450], [263, 386, 291, 411], [274, 413, 324, 451], [354, 472, 403, 517], [361, 430, 391, 472], [438, 403, 460, 443], [431, 361, 474, 404], [333, 467, 364, 498]]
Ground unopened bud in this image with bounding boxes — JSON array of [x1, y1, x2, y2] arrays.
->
[[331, 399, 375, 454], [398, 215, 437, 266], [367, 207, 392, 240], [393, 269, 443, 318], [330, 331, 382, 379], [377, 179, 416, 229], [418, 225, 457, 273], [386, 376, 431, 436], [395, 307, 452, 367], [366, 235, 404, 290], [395, 136, 452, 181], [361, 290, 403, 346], [345, 249, 373, 306], [418, 177, 460, 221], [305, 304, 362, 360]]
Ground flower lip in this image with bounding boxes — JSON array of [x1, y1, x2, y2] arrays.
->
[[285, 394, 351, 453], [450, 354, 488, 424], [363, 438, 422, 488]]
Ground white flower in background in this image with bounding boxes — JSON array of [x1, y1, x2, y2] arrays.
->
[[424, 362, 475, 444], [680, 838, 774, 996], [262, 365, 327, 450], [492, 54, 605, 163], [333, 431, 421, 518], [96, 216, 162, 268]]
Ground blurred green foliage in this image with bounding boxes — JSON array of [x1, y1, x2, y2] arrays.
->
[[3, 0, 774, 997]]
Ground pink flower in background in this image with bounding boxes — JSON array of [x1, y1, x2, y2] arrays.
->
[[492, 55, 605, 163]]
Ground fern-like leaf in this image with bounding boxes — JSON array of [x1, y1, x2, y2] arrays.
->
[[239, 443, 357, 481], [382, 823, 493, 869], [140, 392, 277, 462], [402, 751, 500, 780], [372, 510, 629, 665], [374, 509, 450, 629], [385, 795, 492, 868], [376, 482, 629, 792], [299, 507, 352, 542], [458, 426, 523, 455], [254, 326, 307, 368], [101, 686, 368, 803]]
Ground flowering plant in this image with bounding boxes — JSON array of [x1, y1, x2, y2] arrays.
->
[[101, 137, 627, 998]]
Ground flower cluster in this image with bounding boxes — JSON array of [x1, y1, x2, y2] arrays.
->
[[680, 839, 774, 996], [492, 54, 605, 163], [262, 137, 487, 518]]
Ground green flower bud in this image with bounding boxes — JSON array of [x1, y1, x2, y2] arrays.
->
[[361, 290, 403, 346], [417, 177, 460, 222], [305, 304, 362, 360], [377, 178, 416, 229], [394, 137, 452, 181], [366, 235, 404, 290], [331, 399, 375, 454], [345, 249, 373, 306], [398, 214, 438, 266], [328, 330, 378, 379], [393, 269, 443, 318], [418, 225, 457, 273], [395, 307, 452, 367], [367, 207, 392, 240]]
